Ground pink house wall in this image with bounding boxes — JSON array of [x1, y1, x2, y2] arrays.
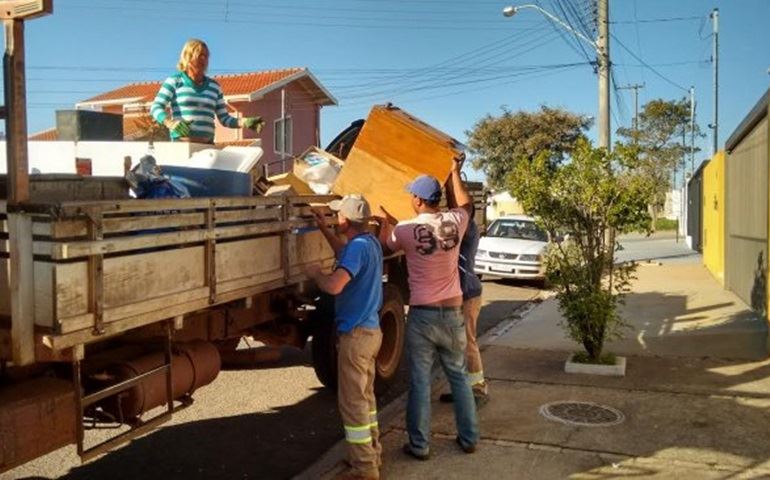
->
[[214, 81, 322, 176]]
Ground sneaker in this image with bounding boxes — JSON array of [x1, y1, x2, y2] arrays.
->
[[439, 393, 454, 403], [455, 436, 476, 454], [402, 443, 430, 461]]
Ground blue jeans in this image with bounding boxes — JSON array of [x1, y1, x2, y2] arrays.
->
[[406, 306, 479, 455]]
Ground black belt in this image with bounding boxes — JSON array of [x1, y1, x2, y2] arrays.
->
[[411, 305, 462, 312]]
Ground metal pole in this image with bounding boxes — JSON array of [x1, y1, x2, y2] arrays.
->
[[682, 127, 686, 239], [711, 8, 719, 156], [597, 0, 610, 150], [618, 83, 644, 133], [633, 85, 639, 132], [280, 87, 286, 173], [690, 86, 696, 173]]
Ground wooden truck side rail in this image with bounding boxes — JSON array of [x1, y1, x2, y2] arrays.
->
[[0, 194, 337, 357]]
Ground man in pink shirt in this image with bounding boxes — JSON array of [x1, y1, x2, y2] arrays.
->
[[377, 157, 479, 460]]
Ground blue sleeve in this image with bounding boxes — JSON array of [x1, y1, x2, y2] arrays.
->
[[337, 240, 364, 279]]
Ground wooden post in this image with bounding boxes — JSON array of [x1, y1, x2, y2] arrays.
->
[[4, 19, 29, 203], [5, 19, 35, 365], [86, 209, 105, 335], [205, 200, 217, 303]]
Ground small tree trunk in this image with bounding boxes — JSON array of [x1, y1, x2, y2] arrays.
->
[[649, 202, 658, 232]]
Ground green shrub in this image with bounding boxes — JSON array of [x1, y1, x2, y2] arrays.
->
[[508, 140, 653, 363]]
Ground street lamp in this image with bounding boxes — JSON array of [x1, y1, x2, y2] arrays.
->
[[503, 2, 611, 150]]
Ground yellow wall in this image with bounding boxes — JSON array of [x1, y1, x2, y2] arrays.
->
[[703, 151, 725, 284]]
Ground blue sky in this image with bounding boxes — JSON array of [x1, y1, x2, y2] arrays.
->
[[14, 0, 770, 181]]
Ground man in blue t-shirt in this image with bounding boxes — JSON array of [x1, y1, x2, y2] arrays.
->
[[306, 194, 383, 480]]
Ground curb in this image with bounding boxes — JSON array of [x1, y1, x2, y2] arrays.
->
[[293, 291, 544, 480]]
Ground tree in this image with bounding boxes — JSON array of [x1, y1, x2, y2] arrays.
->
[[617, 98, 702, 229], [508, 140, 653, 362], [466, 105, 592, 190]]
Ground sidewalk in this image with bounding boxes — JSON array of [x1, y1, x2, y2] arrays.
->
[[312, 250, 770, 479]]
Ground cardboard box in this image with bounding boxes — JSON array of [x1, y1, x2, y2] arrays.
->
[[292, 146, 344, 180], [267, 172, 315, 195]]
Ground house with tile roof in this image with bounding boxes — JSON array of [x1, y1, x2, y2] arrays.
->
[[30, 67, 337, 175]]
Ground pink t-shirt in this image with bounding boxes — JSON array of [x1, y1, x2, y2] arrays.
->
[[387, 208, 470, 306]]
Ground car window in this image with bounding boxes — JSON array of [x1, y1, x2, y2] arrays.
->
[[487, 219, 548, 242]]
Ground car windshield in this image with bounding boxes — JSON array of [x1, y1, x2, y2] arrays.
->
[[486, 219, 548, 242]]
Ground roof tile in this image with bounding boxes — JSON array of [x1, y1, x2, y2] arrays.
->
[[81, 68, 306, 105]]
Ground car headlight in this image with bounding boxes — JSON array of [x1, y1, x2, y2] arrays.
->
[[476, 249, 487, 258], [519, 254, 540, 262]]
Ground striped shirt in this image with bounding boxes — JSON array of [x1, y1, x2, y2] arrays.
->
[[150, 71, 239, 142]]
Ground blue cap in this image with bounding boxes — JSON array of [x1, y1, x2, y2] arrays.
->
[[406, 175, 442, 203]]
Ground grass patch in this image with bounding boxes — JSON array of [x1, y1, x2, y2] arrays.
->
[[571, 352, 617, 365], [654, 218, 678, 231]]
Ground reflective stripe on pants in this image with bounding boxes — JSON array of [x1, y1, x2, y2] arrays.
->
[[344, 424, 373, 445]]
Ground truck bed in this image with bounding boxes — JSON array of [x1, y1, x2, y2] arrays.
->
[[0, 195, 336, 352]]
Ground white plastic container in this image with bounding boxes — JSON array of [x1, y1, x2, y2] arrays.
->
[[188, 146, 263, 173]]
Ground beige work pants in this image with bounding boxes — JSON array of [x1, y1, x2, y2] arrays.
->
[[337, 327, 383, 478], [463, 295, 487, 395]]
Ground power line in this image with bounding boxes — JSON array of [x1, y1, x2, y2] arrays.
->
[[610, 16, 704, 24], [333, 31, 565, 101], [329, 27, 546, 95], [333, 63, 585, 111], [63, 4, 517, 31], [611, 34, 689, 92]]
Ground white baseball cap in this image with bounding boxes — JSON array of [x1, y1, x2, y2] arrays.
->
[[329, 194, 371, 222]]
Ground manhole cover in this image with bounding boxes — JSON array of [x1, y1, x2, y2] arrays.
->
[[539, 401, 624, 427]]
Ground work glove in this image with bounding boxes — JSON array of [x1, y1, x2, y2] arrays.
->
[[242, 116, 265, 134], [166, 119, 192, 137]]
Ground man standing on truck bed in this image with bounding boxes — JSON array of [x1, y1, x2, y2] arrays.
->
[[151, 39, 264, 144], [307, 194, 383, 480], [377, 157, 479, 460]]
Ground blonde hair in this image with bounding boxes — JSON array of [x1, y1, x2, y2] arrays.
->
[[177, 39, 209, 72]]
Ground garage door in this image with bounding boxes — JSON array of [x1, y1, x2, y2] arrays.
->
[[725, 115, 768, 313]]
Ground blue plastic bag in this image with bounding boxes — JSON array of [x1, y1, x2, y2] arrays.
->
[[125, 154, 190, 199]]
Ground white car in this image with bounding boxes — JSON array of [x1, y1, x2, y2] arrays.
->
[[474, 215, 549, 281]]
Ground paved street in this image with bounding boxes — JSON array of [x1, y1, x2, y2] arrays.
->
[[4, 280, 540, 480], [616, 231, 699, 264]]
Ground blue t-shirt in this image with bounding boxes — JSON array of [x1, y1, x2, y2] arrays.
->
[[335, 233, 383, 333], [459, 219, 483, 300]]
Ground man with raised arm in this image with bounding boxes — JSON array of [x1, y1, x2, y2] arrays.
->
[[376, 156, 479, 461], [306, 195, 383, 480]]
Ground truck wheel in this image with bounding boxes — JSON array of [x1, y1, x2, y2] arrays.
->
[[375, 284, 406, 391], [311, 295, 338, 389], [310, 285, 406, 392]]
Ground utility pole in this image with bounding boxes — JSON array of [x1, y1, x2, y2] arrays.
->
[[597, 0, 610, 150], [689, 86, 696, 173], [617, 83, 645, 133], [710, 8, 719, 156]]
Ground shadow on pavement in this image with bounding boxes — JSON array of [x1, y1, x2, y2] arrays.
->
[[50, 388, 341, 480], [616, 291, 767, 360]]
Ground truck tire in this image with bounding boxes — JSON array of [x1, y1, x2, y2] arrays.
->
[[310, 295, 338, 389], [310, 285, 406, 392], [375, 284, 406, 391]]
